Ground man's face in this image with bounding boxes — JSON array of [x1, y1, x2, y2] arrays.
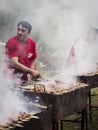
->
[[17, 24, 30, 41]]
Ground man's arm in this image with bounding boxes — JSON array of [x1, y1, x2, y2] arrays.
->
[[11, 57, 40, 77], [30, 59, 41, 78], [30, 59, 36, 70]]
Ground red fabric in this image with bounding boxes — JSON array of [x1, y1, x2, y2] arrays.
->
[[66, 46, 75, 65], [5, 36, 37, 81]]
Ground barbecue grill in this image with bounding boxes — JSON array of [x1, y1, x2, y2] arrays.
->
[[94, 71, 98, 87], [76, 71, 98, 123], [18, 81, 89, 130], [77, 72, 97, 88]]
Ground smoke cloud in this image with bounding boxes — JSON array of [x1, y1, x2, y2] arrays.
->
[[0, 0, 98, 123], [0, 0, 98, 77], [0, 44, 41, 124], [0, 54, 26, 123]]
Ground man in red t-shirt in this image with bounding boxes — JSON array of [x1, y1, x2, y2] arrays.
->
[[5, 21, 40, 82]]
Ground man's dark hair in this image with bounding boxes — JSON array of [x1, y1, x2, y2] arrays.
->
[[17, 21, 32, 33]]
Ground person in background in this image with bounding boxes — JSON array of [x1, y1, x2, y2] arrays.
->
[[5, 21, 41, 83], [66, 28, 98, 66]]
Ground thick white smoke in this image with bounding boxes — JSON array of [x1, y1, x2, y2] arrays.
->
[[0, 0, 98, 123], [0, 52, 26, 123], [0, 0, 98, 81], [0, 44, 41, 124]]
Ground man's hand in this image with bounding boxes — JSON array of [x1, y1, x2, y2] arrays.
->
[[31, 69, 41, 79]]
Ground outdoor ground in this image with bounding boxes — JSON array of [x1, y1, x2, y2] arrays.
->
[[60, 88, 98, 130]]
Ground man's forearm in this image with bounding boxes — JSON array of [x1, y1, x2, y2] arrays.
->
[[13, 62, 32, 73], [11, 58, 32, 74], [30, 60, 36, 70]]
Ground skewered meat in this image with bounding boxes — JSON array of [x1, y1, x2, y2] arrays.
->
[[0, 112, 38, 129], [20, 79, 87, 94]]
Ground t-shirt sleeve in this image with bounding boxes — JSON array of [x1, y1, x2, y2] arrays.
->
[[31, 41, 37, 59], [6, 41, 18, 58]]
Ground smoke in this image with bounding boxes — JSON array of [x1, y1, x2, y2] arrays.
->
[[0, 61, 25, 123], [0, 62, 42, 124], [0, 0, 98, 76], [0, 44, 42, 124], [0, 0, 98, 123]]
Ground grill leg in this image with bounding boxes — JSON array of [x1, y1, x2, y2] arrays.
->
[[52, 121, 59, 130], [81, 108, 88, 130], [88, 89, 92, 122], [88, 88, 98, 123], [60, 108, 88, 130], [60, 120, 63, 130]]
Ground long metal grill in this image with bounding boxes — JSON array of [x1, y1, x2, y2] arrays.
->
[[20, 82, 89, 122]]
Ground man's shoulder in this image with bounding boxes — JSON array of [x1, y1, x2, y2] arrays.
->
[[27, 37, 36, 44], [7, 36, 17, 43]]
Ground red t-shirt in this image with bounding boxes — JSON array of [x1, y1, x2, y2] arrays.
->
[[5, 36, 37, 81]]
